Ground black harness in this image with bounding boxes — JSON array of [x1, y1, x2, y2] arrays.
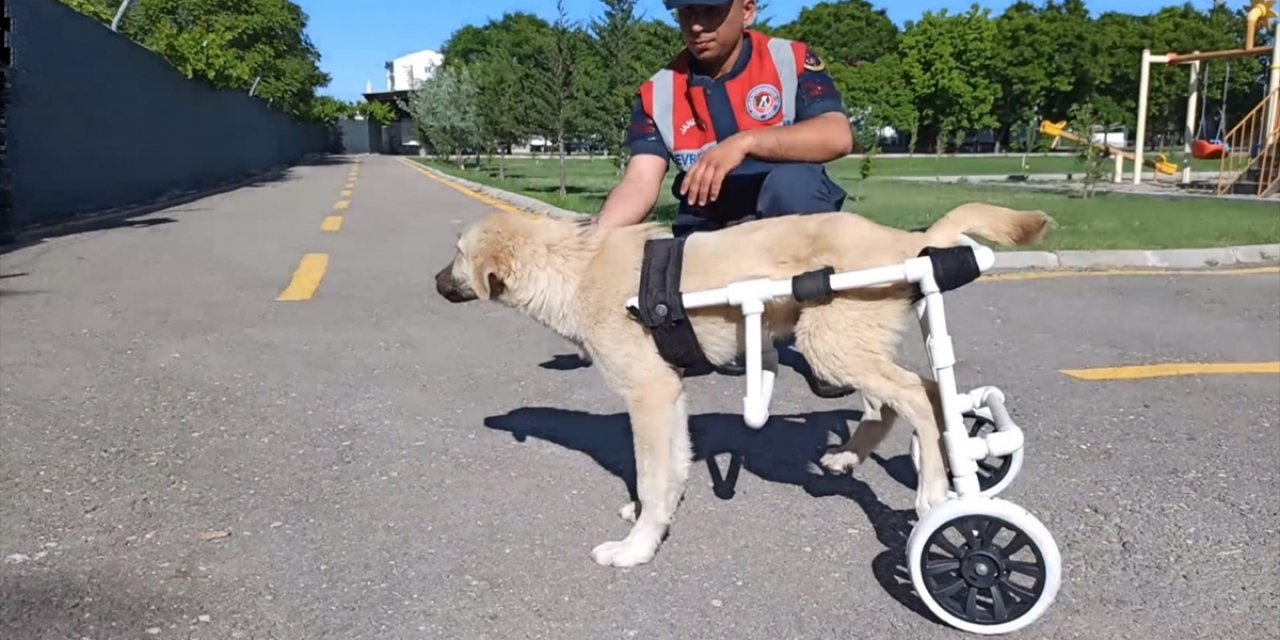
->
[[626, 237, 982, 370], [627, 237, 709, 370]]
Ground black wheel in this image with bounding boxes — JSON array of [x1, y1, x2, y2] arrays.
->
[[909, 411, 1022, 498], [966, 413, 1013, 494], [917, 511, 1051, 629]]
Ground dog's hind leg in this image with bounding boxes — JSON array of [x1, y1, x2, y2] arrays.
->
[[591, 370, 689, 568], [820, 395, 899, 474], [796, 302, 949, 518]]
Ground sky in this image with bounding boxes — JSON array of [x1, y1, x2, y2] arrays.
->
[[296, 0, 1214, 102]]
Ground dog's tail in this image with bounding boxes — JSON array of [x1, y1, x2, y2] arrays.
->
[[920, 202, 1054, 249]]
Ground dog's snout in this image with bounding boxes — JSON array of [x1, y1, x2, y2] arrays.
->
[[434, 263, 475, 303], [434, 265, 452, 294]]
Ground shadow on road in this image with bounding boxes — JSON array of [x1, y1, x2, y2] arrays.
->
[[0, 568, 197, 639], [1, 154, 353, 257], [483, 405, 943, 625]]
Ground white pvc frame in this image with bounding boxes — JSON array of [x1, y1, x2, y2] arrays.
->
[[623, 235, 1020, 500], [624, 236, 1061, 634]]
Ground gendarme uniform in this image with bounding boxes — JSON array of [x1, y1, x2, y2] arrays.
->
[[628, 28, 850, 237]]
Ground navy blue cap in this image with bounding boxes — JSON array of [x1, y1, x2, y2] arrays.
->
[[664, 0, 732, 8]]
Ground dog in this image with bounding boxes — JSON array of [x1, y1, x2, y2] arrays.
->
[[434, 203, 1053, 568]]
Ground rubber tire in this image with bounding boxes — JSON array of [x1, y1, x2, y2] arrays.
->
[[908, 497, 1062, 635]]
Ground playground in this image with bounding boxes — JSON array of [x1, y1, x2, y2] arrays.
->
[[1038, 0, 1279, 199]]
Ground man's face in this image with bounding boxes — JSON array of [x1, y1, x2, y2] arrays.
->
[[676, 0, 755, 64]]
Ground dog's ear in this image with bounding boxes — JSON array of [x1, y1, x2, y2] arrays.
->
[[470, 251, 508, 300]]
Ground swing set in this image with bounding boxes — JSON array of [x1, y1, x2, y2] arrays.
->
[[1132, 0, 1280, 191], [1190, 61, 1232, 160]]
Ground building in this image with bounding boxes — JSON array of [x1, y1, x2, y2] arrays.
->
[[361, 49, 444, 155], [383, 49, 443, 92]]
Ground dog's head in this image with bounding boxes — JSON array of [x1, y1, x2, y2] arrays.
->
[[434, 212, 519, 304]]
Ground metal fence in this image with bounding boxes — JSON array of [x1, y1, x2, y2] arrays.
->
[[2, 0, 334, 238]]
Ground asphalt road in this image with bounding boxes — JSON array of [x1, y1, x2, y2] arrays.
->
[[2, 155, 1278, 640]]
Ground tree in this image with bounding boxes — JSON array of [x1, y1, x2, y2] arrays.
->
[[1067, 102, 1110, 198], [829, 54, 917, 151], [591, 0, 643, 171], [992, 1, 1076, 151], [900, 4, 1001, 154], [355, 101, 398, 126], [400, 66, 482, 169], [308, 96, 354, 124], [776, 0, 900, 65], [470, 45, 528, 178], [110, 0, 330, 120], [545, 0, 578, 197]]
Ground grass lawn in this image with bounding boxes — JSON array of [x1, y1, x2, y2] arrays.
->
[[417, 155, 1279, 251]]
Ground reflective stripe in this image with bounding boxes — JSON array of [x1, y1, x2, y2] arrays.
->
[[766, 37, 797, 124], [651, 69, 676, 152]]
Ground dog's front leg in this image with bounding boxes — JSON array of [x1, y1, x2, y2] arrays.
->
[[591, 386, 689, 568]]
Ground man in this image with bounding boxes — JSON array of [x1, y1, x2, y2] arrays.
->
[[593, 0, 856, 398]]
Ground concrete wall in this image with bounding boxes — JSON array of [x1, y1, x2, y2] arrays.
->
[[4, 0, 334, 233]]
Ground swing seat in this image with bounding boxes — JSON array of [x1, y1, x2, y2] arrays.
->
[[1192, 138, 1227, 160]]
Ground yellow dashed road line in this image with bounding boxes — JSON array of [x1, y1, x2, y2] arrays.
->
[[276, 253, 330, 301], [334, 199, 350, 211], [1061, 361, 1280, 381], [321, 216, 344, 232]]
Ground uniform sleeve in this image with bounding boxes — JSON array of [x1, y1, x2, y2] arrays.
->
[[626, 95, 670, 160], [793, 44, 846, 122]]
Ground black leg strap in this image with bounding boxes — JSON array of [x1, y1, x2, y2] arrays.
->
[[627, 237, 709, 369], [792, 266, 835, 303], [917, 245, 981, 292]]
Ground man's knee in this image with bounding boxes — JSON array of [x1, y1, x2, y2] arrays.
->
[[757, 163, 848, 218]]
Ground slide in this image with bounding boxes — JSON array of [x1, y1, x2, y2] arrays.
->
[[1039, 120, 1179, 175]]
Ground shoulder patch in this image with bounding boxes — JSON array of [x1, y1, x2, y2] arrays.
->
[[803, 49, 826, 72]]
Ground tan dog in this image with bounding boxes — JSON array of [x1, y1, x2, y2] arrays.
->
[[434, 203, 1053, 568]]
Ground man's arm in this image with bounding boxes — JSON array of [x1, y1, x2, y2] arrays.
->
[[677, 45, 854, 207], [744, 45, 853, 162], [594, 97, 670, 229]]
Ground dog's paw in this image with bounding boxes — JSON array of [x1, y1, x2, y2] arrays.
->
[[819, 450, 861, 475], [914, 480, 951, 519], [618, 502, 637, 523], [590, 537, 656, 568]]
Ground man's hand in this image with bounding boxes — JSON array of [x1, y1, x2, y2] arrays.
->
[[679, 133, 753, 207]]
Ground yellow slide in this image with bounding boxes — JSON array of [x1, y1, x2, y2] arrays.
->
[[1039, 120, 1178, 175]]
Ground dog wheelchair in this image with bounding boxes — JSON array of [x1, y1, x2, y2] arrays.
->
[[624, 235, 1061, 635]]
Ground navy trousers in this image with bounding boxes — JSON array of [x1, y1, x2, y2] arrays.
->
[[670, 163, 848, 238]]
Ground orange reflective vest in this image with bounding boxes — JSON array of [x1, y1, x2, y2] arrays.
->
[[638, 30, 808, 172]]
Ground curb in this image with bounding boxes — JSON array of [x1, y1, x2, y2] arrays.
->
[[411, 160, 1280, 273], [2, 152, 333, 252]]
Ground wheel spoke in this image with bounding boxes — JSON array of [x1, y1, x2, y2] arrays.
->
[[979, 518, 1003, 547], [990, 585, 1009, 623], [925, 559, 961, 576], [932, 536, 963, 559], [1002, 531, 1031, 557], [978, 459, 1004, 473], [936, 576, 968, 597], [1001, 579, 1037, 602], [965, 585, 980, 620], [1006, 560, 1044, 581], [957, 519, 981, 549]]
